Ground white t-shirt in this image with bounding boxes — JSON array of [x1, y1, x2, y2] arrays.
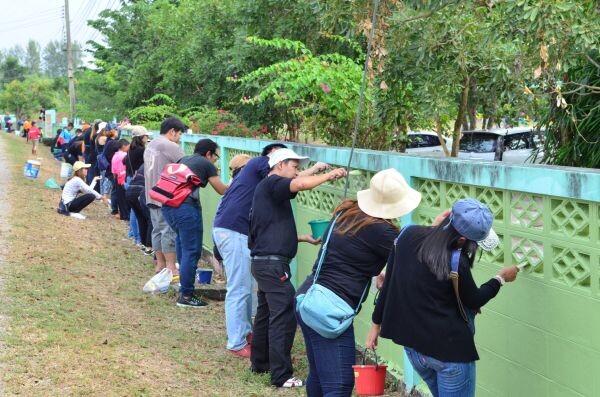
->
[[62, 176, 102, 204]]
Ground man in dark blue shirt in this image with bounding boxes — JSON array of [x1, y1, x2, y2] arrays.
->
[[213, 144, 328, 359], [248, 148, 346, 388]]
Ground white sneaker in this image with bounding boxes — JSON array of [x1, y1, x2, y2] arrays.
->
[[281, 377, 304, 388], [69, 212, 86, 220]]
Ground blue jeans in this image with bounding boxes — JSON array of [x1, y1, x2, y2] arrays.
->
[[162, 203, 203, 296], [405, 347, 476, 397], [212, 228, 255, 351], [297, 312, 355, 396]]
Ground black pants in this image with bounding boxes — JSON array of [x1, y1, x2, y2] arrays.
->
[[126, 187, 151, 247], [250, 258, 297, 387], [67, 193, 96, 213], [115, 182, 130, 220]]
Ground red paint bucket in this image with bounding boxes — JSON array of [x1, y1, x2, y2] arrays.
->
[[353, 349, 387, 396]]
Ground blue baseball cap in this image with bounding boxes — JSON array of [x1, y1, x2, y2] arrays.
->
[[449, 198, 493, 241]]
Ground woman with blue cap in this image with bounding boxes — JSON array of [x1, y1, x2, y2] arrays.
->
[[365, 198, 519, 397]]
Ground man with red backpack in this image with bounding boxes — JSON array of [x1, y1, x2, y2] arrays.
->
[[144, 117, 185, 278], [161, 139, 227, 307]]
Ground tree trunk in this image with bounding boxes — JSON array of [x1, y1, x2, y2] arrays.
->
[[467, 77, 478, 129], [451, 75, 470, 157], [435, 114, 450, 157]]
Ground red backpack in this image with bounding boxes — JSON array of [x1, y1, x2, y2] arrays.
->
[[149, 163, 202, 207]]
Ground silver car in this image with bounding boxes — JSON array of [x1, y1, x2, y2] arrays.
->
[[458, 127, 544, 164]]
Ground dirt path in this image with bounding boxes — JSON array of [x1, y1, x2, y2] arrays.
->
[[0, 135, 11, 395]]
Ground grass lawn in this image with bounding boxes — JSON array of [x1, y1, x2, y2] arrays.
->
[[0, 133, 310, 396]]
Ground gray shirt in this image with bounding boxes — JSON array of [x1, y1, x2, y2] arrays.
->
[[143, 135, 184, 206]]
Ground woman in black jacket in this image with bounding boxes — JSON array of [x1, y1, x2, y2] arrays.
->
[[366, 198, 519, 397]]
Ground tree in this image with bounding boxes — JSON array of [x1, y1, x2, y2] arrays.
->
[[0, 56, 27, 87], [0, 76, 55, 119], [25, 40, 41, 75]]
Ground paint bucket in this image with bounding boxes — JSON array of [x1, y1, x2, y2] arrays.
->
[[353, 349, 387, 396], [24, 160, 41, 178], [308, 219, 330, 239], [60, 162, 73, 178], [197, 268, 213, 284]]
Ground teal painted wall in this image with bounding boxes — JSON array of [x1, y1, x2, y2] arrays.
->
[[138, 132, 600, 396]]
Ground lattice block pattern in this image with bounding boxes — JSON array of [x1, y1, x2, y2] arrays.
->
[[475, 187, 504, 222], [552, 246, 591, 289], [550, 199, 590, 241], [226, 148, 256, 163], [444, 183, 471, 207], [413, 211, 436, 226], [296, 189, 341, 214], [183, 141, 195, 155], [511, 236, 544, 276], [511, 193, 544, 230], [480, 230, 505, 266], [416, 179, 442, 209]]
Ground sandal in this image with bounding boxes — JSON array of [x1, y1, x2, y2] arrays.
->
[[281, 377, 304, 388]]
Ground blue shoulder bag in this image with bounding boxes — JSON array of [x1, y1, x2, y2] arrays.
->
[[296, 213, 369, 339], [449, 249, 476, 334]]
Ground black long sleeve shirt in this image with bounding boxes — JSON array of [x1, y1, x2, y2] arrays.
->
[[372, 225, 501, 362]]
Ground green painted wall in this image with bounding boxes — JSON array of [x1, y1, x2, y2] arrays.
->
[[139, 132, 600, 396]]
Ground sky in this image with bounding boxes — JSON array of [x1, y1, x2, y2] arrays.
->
[[0, 0, 122, 64]]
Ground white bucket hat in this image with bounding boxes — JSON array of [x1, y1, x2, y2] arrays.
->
[[357, 168, 422, 219], [268, 148, 309, 168]]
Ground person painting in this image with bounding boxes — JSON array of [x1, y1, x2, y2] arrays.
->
[[366, 198, 519, 397], [59, 161, 109, 219], [248, 148, 346, 388], [295, 168, 422, 396], [161, 139, 227, 308], [213, 143, 328, 360]]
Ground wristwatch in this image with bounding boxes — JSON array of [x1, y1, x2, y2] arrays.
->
[[494, 275, 506, 286]]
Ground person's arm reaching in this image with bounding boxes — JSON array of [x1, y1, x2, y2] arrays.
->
[[298, 161, 330, 177], [208, 175, 228, 195], [290, 168, 346, 193]]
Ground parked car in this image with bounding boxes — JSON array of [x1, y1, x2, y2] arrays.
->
[[405, 131, 452, 156], [458, 127, 544, 164]]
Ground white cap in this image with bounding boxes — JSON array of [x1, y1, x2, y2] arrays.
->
[[477, 228, 499, 251], [98, 122, 107, 131], [267, 148, 309, 168]]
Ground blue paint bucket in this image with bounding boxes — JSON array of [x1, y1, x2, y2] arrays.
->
[[24, 160, 41, 178], [308, 219, 330, 239], [197, 268, 213, 284]]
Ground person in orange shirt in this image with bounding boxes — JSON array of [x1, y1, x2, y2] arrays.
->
[[23, 118, 32, 141], [27, 121, 42, 155]]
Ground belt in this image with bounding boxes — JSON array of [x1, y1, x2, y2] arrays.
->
[[251, 255, 291, 262]]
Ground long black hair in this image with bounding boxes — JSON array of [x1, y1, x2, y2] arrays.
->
[[130, 135, 146, 150], [416, 220, 479, 281]]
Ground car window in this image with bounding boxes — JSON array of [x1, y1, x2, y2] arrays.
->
[[459, 133, 497, 153], [505, 133, 529, 150]]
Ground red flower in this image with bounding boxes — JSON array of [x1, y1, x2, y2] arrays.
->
[[211, 130, 218, 135], [320, 82, 331, 94], [260, 126, 267, 133]]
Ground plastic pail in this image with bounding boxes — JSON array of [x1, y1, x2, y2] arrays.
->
[[60, 162, 73, 178], [308, 219, 330, 239], [353, 349, 387, 396], [197, 269, 213, 284], [24, 160, 41, 178]]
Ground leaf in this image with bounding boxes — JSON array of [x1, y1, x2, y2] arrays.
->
[[533, 66, 542, 79], [380, 80, 389, 90]]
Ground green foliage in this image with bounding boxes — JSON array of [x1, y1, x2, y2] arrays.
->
[[0, 76, 55, 118], [186, 106, 262, 138], [539, 53, 600, 168], [128, 94, 181, 130], [236, 36, 366, 145]]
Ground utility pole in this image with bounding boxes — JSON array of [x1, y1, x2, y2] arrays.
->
[[64, 0, 76, 119]]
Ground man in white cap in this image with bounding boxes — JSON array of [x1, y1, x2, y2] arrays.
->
[[248, 148, 346, 388]]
